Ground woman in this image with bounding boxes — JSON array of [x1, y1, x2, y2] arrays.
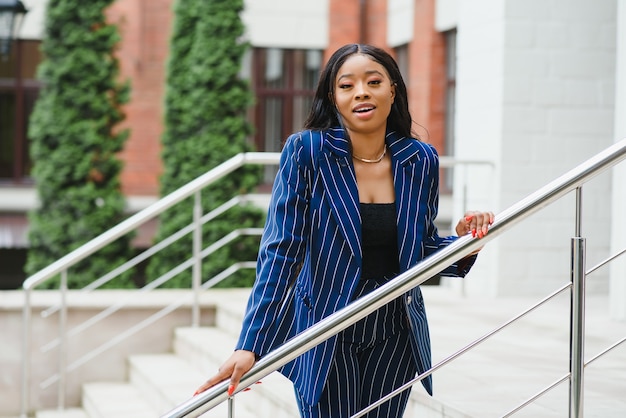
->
[[195, 44, 494, 417]]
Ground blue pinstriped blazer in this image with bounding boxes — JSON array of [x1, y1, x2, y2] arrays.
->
[[235, 127, 475, 405]]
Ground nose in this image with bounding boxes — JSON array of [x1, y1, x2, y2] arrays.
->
[[355, 82, 370, 99]]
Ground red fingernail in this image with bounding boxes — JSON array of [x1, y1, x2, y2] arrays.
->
[[465, 216, 473, 221], [472, 228, 476, 237], [228, 385, 235, 396]]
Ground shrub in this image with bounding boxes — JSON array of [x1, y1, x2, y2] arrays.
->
[[146, 0, 263, 288], [26, 0, 133, 289]]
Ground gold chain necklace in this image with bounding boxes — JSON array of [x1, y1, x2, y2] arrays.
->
[[352, 147, 387, 163]]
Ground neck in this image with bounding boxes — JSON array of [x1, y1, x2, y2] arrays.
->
[[353, 146, 386, 163], [350, 137, 386, 161]]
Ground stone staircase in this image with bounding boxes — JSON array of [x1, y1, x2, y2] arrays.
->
[[34, 289, 471, 418], [34, 290, 300, 418], [33, 284, 626, 417]]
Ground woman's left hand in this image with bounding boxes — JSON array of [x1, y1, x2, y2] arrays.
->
[[456, 211, 495, 239]]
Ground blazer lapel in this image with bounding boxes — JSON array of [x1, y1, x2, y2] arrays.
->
[[317, 128, 362, 262], [314, 129, 425, 267], [388, 131, 424, 271]]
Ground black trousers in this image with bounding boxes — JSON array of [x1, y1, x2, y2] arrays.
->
[[295, 277, 418, 418]]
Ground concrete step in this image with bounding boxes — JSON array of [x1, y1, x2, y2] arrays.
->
[[213, 292, 250, 337], [35, 408, 89, 418], [175, 299, 468, 418], [127, 352, 258, 418], [127, 353, 211, 414], [82, 382, 157, 418], [405, 391, 473, 418], [173, 326, 299, 418]]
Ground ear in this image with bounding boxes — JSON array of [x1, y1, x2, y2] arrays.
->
[[390, 83, 396, 102]]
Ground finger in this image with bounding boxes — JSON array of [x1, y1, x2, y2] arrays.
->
[[464, 212, 479, 237], [475, 213, 486, 237], [458, 217, 473, 236], [228, 362, 251, 396], [194, 377, 221, 395], [463, 212, 482, 238], [194, 369, 232, 395], [477, 212, 495, 237], [455, 213, 472, 235]]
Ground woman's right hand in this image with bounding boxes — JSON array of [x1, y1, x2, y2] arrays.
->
[[193, 349, 257, 397]]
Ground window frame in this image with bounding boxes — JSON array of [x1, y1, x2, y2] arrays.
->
[[0, 39, 42, 184], [250, 47, 320, 152]]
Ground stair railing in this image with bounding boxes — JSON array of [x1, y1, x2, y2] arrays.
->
[[20, 153, 281, 417], [160, 138, 626, 418], [19, 148, 492, 417]]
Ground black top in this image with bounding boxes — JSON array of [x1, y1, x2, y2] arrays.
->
[[360, 202, 400, 280]]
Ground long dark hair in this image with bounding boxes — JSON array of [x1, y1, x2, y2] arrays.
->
[[303, 44, 414, 139]]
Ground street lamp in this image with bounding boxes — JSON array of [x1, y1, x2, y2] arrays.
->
[[0, 0, 28, 60]]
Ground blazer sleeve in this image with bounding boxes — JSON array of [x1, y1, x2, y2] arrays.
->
[[235, 133, 311, 356], [422, 143, 477, 277]]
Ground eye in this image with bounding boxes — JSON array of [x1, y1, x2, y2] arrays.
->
[[338, 83, 352, 89], [368, 79, 382, 85]]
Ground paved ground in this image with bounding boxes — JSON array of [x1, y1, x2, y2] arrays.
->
[[199, 284, 626, 418], [11, 285, 625, 418], [419, 285, 626, 418]]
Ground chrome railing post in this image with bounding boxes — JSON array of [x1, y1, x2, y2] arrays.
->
[[569, 187, 586, 418], [461, 165, 469, 297], [20, 288, 32, 418], [58, 270, 68, 410], [192, 191, 202, 327], [163, 140, 626, 418], [228, 396, 234, 418]]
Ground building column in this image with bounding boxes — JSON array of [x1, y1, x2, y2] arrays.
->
[[454, 0, 617, 297], [610, 0, 626, 320]]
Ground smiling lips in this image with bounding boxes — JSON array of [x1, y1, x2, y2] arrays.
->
[[353, 103, 376, 115]]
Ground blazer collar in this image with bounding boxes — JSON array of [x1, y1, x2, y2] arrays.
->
[[317, 127, 425, 263], [324, 127, 422, 167]]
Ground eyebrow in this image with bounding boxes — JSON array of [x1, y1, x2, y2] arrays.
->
[[337, 69, 385, 82]]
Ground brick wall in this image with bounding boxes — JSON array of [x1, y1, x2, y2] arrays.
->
[[364, 0, 388, 48], [106, 0, 447, 196], [327, 0, 362, 60], [408, 0, 446, 152], [107, 0, 173, 197], [327, 0, 447, 153]]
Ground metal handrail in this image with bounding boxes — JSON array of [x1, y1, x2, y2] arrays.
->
[[500, 244, 626, 417], [39, 225, 262, 353], [38, 228, 262, 361], [22, 153, 281, 290], [20, 153, 281, 417], [161, 138, 626, 418], [357, 283, 574, 417], [359, 242, 626, 418], [39, 261, 258, 389], [39, 195, 259, 320], [19, 148, 496, 416]]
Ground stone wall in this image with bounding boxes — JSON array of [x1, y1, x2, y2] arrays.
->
[[0, 289, 218, 417]]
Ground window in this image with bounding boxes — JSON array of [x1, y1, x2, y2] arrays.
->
[[250, 48, 322, 182], [0, 39, 42, 184], [443, 29, 457, 191], [394, 44, 409, 87]]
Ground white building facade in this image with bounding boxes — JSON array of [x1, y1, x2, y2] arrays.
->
[[436, 0, 625, 320], [4, 0, 626, 317]]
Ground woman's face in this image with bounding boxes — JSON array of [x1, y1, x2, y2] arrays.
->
[[332, 54, 395, 138]]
